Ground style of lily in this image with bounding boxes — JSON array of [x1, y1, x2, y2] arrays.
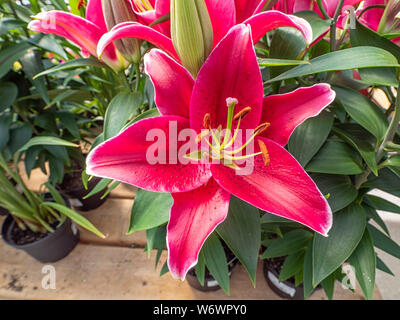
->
[[28, 0, 127, 70], [87, 24, 335, 280], [359, 0, 400, 44], [96, 2, 313, 69]]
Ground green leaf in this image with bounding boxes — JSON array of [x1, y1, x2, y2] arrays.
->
[[202, 234, 230, 295], [365, 195, 400, 214], [262, 229, 313, 259], [195, 251, 206, 287], [0, 42, 32, 78], [350, 20, 400, 87], [333, 123, 378, 175], [41, 202, 105, 238], [128, 189, 173, 233], [364, 168, 400, 196], [104, 91, 143, 140], [217, 196, 260, 286], [20, 51, 50, 104], [82, 178, 111, 199], [313, 204, 366, 285], [44, 182, 66, 206], [348, 229, 376, 300], [380, 155, 400, 171], [19, 136, 78, 152], [311, 173, 358, 213], [363, 204, 390, 236], [321, 272, 335, 300], [303, 240, 315, 299], [8, 123, 33, 155], [266, 47, 400, 83], [288, 111, 334, 167], [279, 251, 305, 282], [294, 11, 331, 42], [29, 35, 67, 60], [0, 113, 12, 150], [57, 110, 80, 139], [122, 107, 160, 131], [33, 58, 106, 79], [306, 140, 364, 175], [0, 82, 18, 112], [368, 224, 400, 259], [334, 86, 388, 141], [376, 256, 394, 276], [258, 58, 311, 67]]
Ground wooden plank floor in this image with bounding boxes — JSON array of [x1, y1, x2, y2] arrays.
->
[[0, 166, 382, 300]]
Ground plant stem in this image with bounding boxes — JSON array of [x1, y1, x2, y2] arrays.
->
[[355, 82, 400, 189], [135, 63, 141, 92], [120, 71, 132, 92]]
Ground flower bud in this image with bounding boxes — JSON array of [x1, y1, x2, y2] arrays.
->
[[378, 0, 400, 33], [101, 0, 141, 63], [171, 0, 213, 78]]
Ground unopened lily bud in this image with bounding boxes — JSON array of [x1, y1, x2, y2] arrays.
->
[[378, 0, 400, 33], [171, 0, 213, 78], [101, 0, 141, 63]]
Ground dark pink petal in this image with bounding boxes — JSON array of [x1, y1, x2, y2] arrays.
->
[[190, 24, 263, 132], [87, 116, 211, 193], [97, 22, 180, 61], [244, 10, 313, 45], [211, 137, 332, 236], [204, 0, 236, 46], [273, 0, 313, 14], [167, 178, 230, 280], [260, 84, 336, 146], [234, 0, 266, 23], [28, 11, 120, 69], [144, 49, 194, 118], [86, 0, 108, 33], [359, 0, 385, 31]]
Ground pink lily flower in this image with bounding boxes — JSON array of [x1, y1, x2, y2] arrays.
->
[[97, 1, 313, 62], [359, 0, 400, 44], [129, 0, 171, 36], [273, 0, 362, 17], [28, 0, 126, 70], [87, 24, 335, 280]]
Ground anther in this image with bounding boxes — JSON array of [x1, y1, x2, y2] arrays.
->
[[258, 140, 270, 166], [234, 107, 252, 121], [254, 122, 271, 136], [203, 113, 211, 129]]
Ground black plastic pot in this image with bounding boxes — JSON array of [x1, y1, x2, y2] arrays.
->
[[57, 176, 108, 212], [1, 196, 80, 263], [263, 259, 322, 300], [186, 257, 239, 292]]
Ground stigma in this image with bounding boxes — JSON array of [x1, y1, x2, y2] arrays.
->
[[190, 97, 271, 169]]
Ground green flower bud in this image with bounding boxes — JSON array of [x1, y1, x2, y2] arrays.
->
[[101, 0, 142, 63], [171, 0, 213, 78]]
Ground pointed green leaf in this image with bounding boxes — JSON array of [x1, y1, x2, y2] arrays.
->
[[313, 204, 366, 285], [217, 196, 260, 286]]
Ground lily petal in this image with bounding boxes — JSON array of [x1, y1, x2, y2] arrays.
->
[[234, 0, 266, 23], [211, 137, 332, 236], [360, 0, 386, 31], [244, 10, 313, 45], [86, 0, 108, 34], [204, 0, 236, 46], [190, 24, 263, 132], [87, 116, 211, 193], [260, 84, 336, 146], [28, 11, 120, 68], [97, 22, 180, 61], [144, 49, 194, 118], [167, 178, 230, 280]]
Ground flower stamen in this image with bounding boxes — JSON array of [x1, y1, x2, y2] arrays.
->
[[258, 140, 270, 166]]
